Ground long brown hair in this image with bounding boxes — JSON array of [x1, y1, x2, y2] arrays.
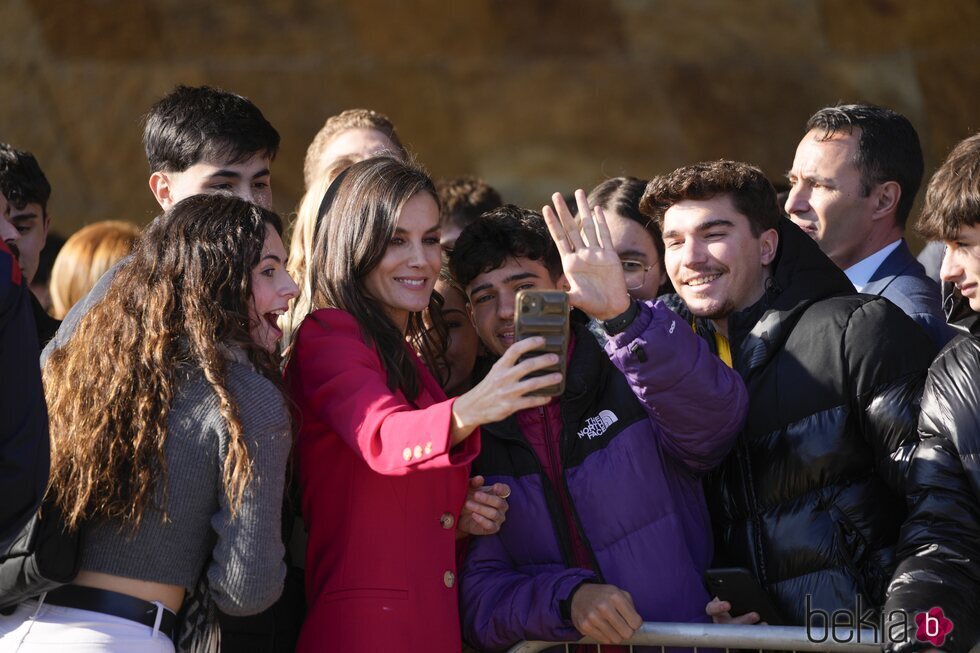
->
[[44, 194, 283, 530], [293, 156, 443, 400]]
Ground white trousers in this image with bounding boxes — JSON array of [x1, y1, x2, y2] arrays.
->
[[0, 598, 174, 653]]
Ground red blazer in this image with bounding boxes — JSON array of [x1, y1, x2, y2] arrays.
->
[[287, 309, 479, 653]]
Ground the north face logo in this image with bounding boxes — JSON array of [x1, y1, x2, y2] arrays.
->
[[577, 410, 619, 440]]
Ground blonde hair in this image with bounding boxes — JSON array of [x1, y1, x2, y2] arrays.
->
[[50, 220, 141, 319], [302, 108, 405, 190], [284, 157, 357, 353]]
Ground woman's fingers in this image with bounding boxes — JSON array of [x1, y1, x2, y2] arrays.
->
[[497, 336, 547, 367], [516, 371, 563, 393], [514, 394, 553, 412], [510, 352, 559, 378]]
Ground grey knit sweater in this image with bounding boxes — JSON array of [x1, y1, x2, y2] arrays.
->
[[79, 357, 290, 617]]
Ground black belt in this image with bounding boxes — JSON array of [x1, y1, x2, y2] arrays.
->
[[45, 584, 177, 640]]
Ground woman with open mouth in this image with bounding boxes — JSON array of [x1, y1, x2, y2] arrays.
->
[[1, 194, 298, 652]]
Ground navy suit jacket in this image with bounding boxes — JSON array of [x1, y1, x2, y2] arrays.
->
[[863, 240, 954, 349]]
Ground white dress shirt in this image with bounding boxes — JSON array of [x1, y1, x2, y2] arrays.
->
[[844, 239, 902, 292]]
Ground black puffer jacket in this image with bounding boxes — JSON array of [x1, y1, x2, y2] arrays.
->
[[885, 292, 980, 653], [666, 220, 937, 625]]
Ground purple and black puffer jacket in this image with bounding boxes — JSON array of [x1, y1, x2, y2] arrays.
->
[[459, 300, 748, 651]]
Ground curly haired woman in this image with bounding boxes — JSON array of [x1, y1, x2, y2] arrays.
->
[[0, 194, 298, 652]]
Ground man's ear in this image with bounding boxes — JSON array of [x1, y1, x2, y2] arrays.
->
[[148, 171, 175, 210], [466, 299, 477, 329], [41, 209, 51, 242], [871, 180, 901, 223], [556, 273, 571, 292], [759, 228, 779, 266]]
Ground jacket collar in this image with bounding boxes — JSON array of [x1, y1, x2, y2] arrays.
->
[[862, 240, 923, 297], [942, 283, 980, 338]]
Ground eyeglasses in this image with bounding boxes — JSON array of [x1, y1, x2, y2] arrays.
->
[[621, 259, 653, 291]]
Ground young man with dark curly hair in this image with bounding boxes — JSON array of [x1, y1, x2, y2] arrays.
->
[[452, 196, 747, 650]]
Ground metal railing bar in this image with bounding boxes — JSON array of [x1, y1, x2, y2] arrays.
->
[[506, 622, 882, 653]]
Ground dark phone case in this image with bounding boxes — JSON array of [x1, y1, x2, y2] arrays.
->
[[513, 290, 569, 397], [704, 567, 783, 625]]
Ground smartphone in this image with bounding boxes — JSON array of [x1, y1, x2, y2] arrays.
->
[[704, 567, 783, 625], [513, 290, 569, 397]]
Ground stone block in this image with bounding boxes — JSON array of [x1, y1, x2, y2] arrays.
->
[[449, 60, 685, 206], [0, 0, 46, 64], [26, 0, 165, 61], [0, 64, 93, 229], [346, 0, 623, 63], [1, 0, 976, 239], [818, 0, 980, 54], [915, 53, 980, 172], [616, 0, 825, 63], [152, 0, 355, 61], [655, 61, 840, 182], [38, 64, 186, 225], [211, 64, 468, 215], [345, 0, 501, 62]]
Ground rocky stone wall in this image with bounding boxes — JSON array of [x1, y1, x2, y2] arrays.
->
[[2, 0, 978, 242]]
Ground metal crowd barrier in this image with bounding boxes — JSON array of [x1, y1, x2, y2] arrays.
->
[[506, 622, 883, 652]]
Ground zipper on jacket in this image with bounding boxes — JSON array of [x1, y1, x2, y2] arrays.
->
[[552, 406, 607, 582], [736, 428, 768, 589], [720, 326, 768, 589], [541, 407, 596, 576], [492, 414, 578, 568], [542, 406, 578, 552]]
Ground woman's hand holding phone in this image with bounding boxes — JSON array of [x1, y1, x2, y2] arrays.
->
[[450, 336, 563, 445]]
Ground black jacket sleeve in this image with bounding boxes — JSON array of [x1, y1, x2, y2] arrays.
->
[[885, 336, 980, 653], [0, 244, 49, 547], [843, 298, 937, 497]]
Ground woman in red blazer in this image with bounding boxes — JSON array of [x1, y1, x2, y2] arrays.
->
[[285, 157, 561, 652]]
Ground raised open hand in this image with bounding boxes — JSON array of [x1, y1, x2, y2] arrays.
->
[[542, 189, 631, 321]]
